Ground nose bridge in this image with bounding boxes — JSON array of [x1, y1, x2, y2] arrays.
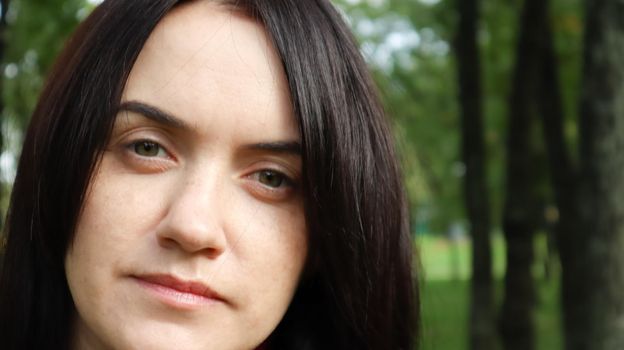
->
[[157, 160, 227, 255]]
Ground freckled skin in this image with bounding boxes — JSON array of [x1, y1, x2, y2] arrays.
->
[[64, 2, 307, 350]]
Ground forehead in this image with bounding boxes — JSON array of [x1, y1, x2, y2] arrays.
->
[[121, 1, 296, 137]]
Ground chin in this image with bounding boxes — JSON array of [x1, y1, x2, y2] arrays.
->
[[105, 321, 262, 350]]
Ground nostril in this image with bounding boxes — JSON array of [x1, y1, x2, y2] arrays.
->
[[157, 236, 179, 250], [156, 229, 226, 257], [203, 247, 222, 259]]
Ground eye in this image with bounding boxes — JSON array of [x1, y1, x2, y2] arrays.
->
[[243, 166, 299, 202], [257, 170, 288, 188], [133, 140, 167, 157], [113, 132, 176, 173]]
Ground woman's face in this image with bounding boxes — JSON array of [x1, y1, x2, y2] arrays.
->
[[64, 2, 307, 349]]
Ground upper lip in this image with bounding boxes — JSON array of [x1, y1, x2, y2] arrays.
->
[[133, 273, 226, 302]]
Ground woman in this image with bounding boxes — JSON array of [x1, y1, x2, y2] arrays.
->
[[0, 0, 418, 349]]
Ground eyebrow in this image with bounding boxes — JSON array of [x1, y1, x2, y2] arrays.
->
[[119, 100, 302, 156], [242, 141, 302, 156], [118, 100, 191, 131]]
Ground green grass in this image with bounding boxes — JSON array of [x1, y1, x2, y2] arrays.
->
[[420, 280, 469, 350], [417, 234, 562, 350], [416, 234, 507, 281]]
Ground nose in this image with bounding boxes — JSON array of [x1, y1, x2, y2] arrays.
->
[[155, 168, 227, 257]]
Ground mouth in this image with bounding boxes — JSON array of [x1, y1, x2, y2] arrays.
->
[[131, 274, 226, 309]]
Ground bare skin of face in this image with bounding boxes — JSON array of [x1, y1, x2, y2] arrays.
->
[[65, 2, 307, 349]]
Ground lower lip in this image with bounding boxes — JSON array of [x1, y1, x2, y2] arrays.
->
[[133, 277, 221, 310]]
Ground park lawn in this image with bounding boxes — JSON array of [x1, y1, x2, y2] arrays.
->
[[417, 234, 562, 350], [419, 278, 561, 350]]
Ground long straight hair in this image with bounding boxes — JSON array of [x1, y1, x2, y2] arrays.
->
[[0, 1, 419, 349]]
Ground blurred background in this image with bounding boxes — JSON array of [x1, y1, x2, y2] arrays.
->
[[3, 0, 624, 350]]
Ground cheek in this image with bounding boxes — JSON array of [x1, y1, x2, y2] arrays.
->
[[231, 200, 308, 325], [64, 171, 120, 333], [65, 163, 162, 299], [72, 155, 170, 246], [234, 196, 307, 273]]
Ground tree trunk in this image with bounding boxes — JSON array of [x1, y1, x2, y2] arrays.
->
[[454, 0, 496, 349], [535, 2, 587, 350], [0, 0, 8, 233], [498, 1, 546, 349], [577, 1, 624, 349]]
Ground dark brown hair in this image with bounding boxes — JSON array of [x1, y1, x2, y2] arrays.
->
[[0, 1, 419, 349]]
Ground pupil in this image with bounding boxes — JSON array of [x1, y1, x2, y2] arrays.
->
[[136, 141, 158, 156], [261, 171, 283, 187]]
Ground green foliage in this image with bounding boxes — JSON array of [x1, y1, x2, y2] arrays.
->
[[335, 0, 466, 233], [3, 0, 93, 127], [335, 0, 582, 235]]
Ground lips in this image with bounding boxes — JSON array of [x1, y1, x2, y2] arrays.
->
[[132, 273, 226, 308]]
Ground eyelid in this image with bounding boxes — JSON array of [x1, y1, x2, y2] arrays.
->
[[113, 127, 176, 155]]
